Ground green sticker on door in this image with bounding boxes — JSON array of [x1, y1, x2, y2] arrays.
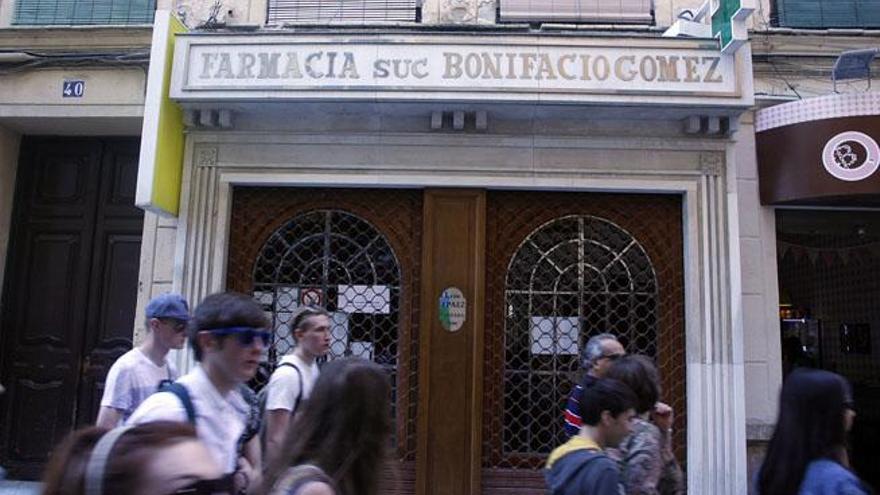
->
[[439, 287, 466, 332]]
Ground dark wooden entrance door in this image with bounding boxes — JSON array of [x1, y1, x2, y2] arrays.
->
[[226, 187, 685, 495], [0, 137, 144, 479], [480, 191, 685, 494]]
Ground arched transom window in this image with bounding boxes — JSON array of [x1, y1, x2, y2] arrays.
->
[[251, 209, 401, 394]]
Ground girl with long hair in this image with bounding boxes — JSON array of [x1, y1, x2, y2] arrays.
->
[[260, 357, 392, 495], [42, 421, 232, 495], [757, 368, 870, 495]]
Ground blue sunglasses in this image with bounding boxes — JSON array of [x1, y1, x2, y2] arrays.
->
[[205, 326, 271, 347]]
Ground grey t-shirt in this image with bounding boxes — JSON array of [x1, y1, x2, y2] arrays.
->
[[99, 348, 178, 424]]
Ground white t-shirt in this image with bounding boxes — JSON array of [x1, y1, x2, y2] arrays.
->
[[126, 365, 250, 474], [264, 354, 319, 413], [99, 348, 178, 424]]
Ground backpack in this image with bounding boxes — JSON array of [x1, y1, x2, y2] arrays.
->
[[158, 381, 262, 455], [257, 362, 303, 449]]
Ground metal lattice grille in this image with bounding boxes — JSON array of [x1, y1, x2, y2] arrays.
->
[[252, 210, 401, 369], [503, 215, 657, 455], [226, 188, 421, 483], [482, 192, 685, 491]]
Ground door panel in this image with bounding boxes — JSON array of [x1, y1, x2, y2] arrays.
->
[[0, 137, 143, 478], [481, 191, 685, 494], [415, 190, 485, 495], [226, 187, 423, 494], [77, 139, 145, 426], [1, 141, 99, 477]]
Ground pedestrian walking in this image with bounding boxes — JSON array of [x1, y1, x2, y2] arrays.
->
[[564, 334, 626, 436], [545, 378, 638, 495], [756, 368, 871, 495], [41, 421, 231, 495], [263, 306, 331, 466], [604, 355, 684, 495], [128, 291, 269, 494], [95, 293, 190, 428], [261, 357, 392, 495]]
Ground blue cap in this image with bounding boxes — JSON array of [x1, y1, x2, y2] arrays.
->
[[145, 293, 190, 320]]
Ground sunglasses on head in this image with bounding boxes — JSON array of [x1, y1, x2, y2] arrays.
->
[[171, 473, 235, 494], [205, 326, 271, 347]]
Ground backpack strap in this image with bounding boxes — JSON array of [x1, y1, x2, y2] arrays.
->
[[275, 362, 304, 413], [160, 382, 196, 424]]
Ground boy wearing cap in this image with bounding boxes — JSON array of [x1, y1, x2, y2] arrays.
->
[[95, 293, 190, 428]]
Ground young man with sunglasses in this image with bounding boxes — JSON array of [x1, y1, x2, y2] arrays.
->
[[96, 293, 190, 428], [128, 292, 270, 494], [263, 306, 331, 466]]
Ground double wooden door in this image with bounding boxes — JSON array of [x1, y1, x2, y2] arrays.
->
[[227, 187, 684, 495], [0, 137, 144, 478]]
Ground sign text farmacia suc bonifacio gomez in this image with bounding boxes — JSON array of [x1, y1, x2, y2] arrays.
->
[[195, 49, 726, 85]]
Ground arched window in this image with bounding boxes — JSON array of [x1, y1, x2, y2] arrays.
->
[[251, 209, 402, 396], [502, 215, 658, 456]]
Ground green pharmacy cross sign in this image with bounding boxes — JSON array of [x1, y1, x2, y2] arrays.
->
[[711, 0, 754, 54]]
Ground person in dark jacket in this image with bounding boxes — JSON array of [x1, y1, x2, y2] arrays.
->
[[546, 378, 637, 495]]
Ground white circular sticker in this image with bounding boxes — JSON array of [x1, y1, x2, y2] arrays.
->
[[439, 287, 466, 332], [821, 131, 880, 182]]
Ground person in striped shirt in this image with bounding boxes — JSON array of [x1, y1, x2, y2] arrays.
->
[[564, 334, 674, 445]]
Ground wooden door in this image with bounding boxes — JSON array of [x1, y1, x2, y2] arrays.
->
[[76, 140, 146, 426], [0, 137, 143, 478], [226, 187, 424, 493], [480, 191, 686, 494], [226, 187, 685, 495], [415, 190, 485, 495]]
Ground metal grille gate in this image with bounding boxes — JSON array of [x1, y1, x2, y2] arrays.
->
[[481, 191, 685, 494], [226, 187, 422, 492]]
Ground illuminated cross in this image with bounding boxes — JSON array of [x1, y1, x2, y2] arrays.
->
[[711, 0, 754, 54]]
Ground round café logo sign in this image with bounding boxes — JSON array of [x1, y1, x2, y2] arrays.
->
[[822, 131, 880, 182]]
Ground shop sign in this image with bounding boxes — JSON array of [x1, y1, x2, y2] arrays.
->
[[711, 0, 754, 54], [821, 131, 880, 182], [171, 38, 740, 102], [757, 113, 880, 205], [136, 10, 188, 217]]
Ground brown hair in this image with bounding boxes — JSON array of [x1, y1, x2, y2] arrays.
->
[[41, 421, 198, 495], [291, 306, 331, 333], [260, 357, 391, 495], [188, 291, 270, 361], [604, 354, 661, 414]]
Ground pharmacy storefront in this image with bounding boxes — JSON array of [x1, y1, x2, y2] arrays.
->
[[138, 16, 756, 495]]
